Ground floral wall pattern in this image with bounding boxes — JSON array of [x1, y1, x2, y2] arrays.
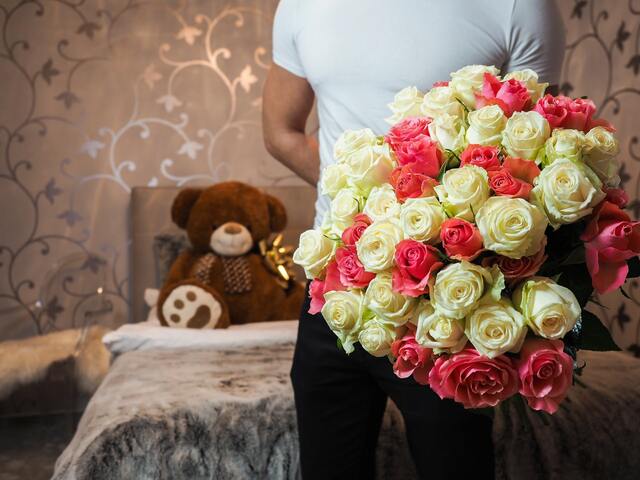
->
[[1, 0, 639, 354]]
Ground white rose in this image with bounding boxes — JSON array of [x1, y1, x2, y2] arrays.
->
[[584, 126, 621, 186], [434, 165, 490, 222], [344, 142, 396, 195], [322, 290, 365, 354], [476, 196, 548, 259], [358, 318, 396, 357], [326, 188, 363, 235], [334, 128, 377, 164], [400, 196, 446, 243], [320, 163, 349, 199], [420, 86, 465, 118], [503, 69, 548, 103], [293, 229, 336, 279], [466, 105, 507, 146], [465, 298, 527, 358], [385, 86, 424, 124], [364, 272, 417, 326], [363, 183, 401, 222], [531, 158, 606, 228], [513, 277, 581, 340], [540, 128, 586, 166], [502, 111, 550, 160], [450, 64, 500, 108], [431, 261, 504, 320], [356, 219, 404, 273], [428, 112, 467, 152], [415, 301, 467, 354]]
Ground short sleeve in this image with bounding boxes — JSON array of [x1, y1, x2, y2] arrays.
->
[[272, 0, 306, 78], [503, 0, 566, 85]]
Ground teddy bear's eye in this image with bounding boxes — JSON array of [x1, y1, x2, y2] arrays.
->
[[211, 223, 219, 231]]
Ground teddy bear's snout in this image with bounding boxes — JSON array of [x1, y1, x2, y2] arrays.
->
[[224, 223, 242, 235], [210, 222, 253, 257]]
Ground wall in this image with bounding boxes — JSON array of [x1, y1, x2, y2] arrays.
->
[[1, 0, 639, 353]]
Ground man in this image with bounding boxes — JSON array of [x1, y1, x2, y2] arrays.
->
[[262, 1, 565, 478]]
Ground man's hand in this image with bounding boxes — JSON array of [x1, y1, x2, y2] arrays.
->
[[262, 64, 319, 185]]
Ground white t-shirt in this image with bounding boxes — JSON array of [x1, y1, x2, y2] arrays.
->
[[272, 0, 565, 227]]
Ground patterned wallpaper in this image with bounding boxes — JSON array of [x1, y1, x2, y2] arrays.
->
[[1, 0, 639, 354]]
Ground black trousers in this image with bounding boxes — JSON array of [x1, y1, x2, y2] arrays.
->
[[290, 289, 495, 480]]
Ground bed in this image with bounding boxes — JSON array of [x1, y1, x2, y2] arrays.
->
[[53, 186, 640, 480]]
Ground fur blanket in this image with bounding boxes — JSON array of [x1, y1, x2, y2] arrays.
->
[[53, 346, 640, 480]]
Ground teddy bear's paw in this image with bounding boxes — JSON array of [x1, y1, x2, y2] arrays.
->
[[162, 285, 222, 329]]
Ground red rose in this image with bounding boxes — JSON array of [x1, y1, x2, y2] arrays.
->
[[502, 156, 541, 184], [482, 244, 547, 287], [580, 201, 640, 294], [389, 163, 439, 203], [489, 168, 532, 199], [335, 246, 375, 288], [517, 338, 573, 414], [307, 262, 346, 314], [392, 239, 443, 297], [391, 324, 433, 385], [460, 144, 501, 171], [392, 135, 442, 176], [440, 218, 483, 261], [386, 117, 432, 149], [604, 187, 629, 208], [475, 73, 531, 117], [341, 213, 372, 247]]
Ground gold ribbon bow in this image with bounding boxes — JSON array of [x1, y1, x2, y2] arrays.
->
[[259, 233, 297, 289]]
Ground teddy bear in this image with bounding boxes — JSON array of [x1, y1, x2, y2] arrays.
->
[[157, 181, 306, 329]]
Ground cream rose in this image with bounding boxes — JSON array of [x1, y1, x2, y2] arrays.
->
[[540, 128, 586, 166], [431, 262, 504, 320], [428, 112, 467, 152], [531, 158, 606, 228], [513, 277, 581, 340], [434, 165, 490, 222], [363, 183, 401, 222], [322, 290, 365, 354], [364, 272, 417, 326], [502, 111, 550, 160], [334, 128, 377, 164], [326, 188, 364, 235], [584, 126, 621, 186], [420, 86, 465, 118], [476, 196, 548, 259], [358, 318, 396, 357], [450, 64, 500, 108], [415, 301, 468, 354], [344, 143, 396, 195], [293, 229, 336, 279], [503, 69, 548, 103], [399, 196, 446, 243], [385, 86, 424, 124], [356, 219, 404, 272], [465, 298, 527, 358], [466, 105, 507, 146], [320, 163, 349, 199]]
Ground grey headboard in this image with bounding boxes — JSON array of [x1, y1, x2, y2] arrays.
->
[[129, 185, 317, 323]]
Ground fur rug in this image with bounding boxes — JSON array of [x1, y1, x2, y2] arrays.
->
[[0, 326, 111, 400], [53, 346, 640, 480]]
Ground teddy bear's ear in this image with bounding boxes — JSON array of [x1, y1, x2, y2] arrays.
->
[[171, 188, 202, 229], [266, 194, 287, 233]]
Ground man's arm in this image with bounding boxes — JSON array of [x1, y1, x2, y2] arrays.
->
[[262, 64, 319, 186]]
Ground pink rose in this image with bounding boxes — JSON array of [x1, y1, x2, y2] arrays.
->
[[392, 135, 443, 176], [428, 348, 519, 408], [440, 218, 484, 261], [391, 325, 433, 385], [335, 246, 375, 288], [460, 144, 501, 172], [341, 213, 372, 247], [535, 95, 614, 133], [604, 187, 629, 208], [581, 201, 640, 294], [482, 244, 547, 287], [489, 168, 532, 199], [476, 73, 531, 117], [517, 338, 573, 414], [564, 97, 597, 132], [386, 117, 432, 149], [432, 80, 449, 88], [389, 163, 439, 203], [307, 262, 346, 314], [392, 239, 443, 297], [534, 94, 571, 129]]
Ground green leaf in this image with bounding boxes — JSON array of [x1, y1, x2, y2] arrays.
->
[[579, 310, 621, 351], [559, 245, 586, 266], [627, 256, 640, 278], [557, 263, 593, 307]]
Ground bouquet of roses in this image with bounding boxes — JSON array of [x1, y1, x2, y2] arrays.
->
[[293, 64, 640, 413]]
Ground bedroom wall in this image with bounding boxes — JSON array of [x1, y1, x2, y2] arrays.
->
[[1, 0, 639, 354]]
